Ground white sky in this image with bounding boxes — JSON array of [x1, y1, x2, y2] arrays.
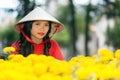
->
[[0, 0, 100, 9], [0, 0, 101, 9], [0, 0, 19, 9], [74, 0, 99, 5]]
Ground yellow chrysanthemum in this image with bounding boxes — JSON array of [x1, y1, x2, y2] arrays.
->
[[49, 60, 72, 75], [62, 75, 73, 80], [3, 47, 15, 53], [98, 67, 115, 79], [115, 49, 120, 60], [38, 73, 60, 80], [33, 63, 48, 76], [79, 56, 95, 67], [69, 55, 85, 67], [27, 54, 47, 63], [114, 69, 120, 78], [0, 59, 4, 63], [8, 54, 25, 62], [75, 67, 97, 80], [2, 47, 120, 79], [98, 48, 114, 61], [0, 70, 29, 80]]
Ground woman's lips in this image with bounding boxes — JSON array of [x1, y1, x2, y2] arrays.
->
[[38, 32, 45, 36]]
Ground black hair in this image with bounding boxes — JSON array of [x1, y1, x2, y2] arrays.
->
[[18, 21, 51, 57]]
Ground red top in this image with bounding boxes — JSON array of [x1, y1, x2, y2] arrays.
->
[[11, 39, 64, 60]]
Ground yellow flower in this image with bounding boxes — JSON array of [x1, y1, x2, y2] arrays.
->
[[0, 59, 4, 63], [27, 54, 47, 63], [69, 55, 85, 67], [98, 48, 114, 62], [62, 75, 73, 80], [98, 67, 115, 79], [38, 73, 60, 80], [3, 47, 15, 53], [8, 54, 25, 62], [98, 48, 113, 56], [0, 70, 29, 80], [115, 49, 120, 60], [33, 63, 48, 76], [114, 69, 120, 78], [49, 60, 72, 75], [75, 67, 97, 80]]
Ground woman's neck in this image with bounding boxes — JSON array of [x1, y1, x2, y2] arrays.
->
[[31, 37, 43, 44]]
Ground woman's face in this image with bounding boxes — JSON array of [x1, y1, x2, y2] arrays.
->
[[31, 20, 49, 42]]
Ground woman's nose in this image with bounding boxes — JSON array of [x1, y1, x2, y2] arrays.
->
[[39, 25, 44, 30]]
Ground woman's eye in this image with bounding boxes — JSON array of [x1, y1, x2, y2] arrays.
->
[[45, 23, 49, 26], [35, 23, 40, 25]]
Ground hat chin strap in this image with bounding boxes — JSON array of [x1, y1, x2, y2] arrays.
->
[[18, 24, 50, 44], [52, 24, 59, 35], [18, 24, 34, 44]]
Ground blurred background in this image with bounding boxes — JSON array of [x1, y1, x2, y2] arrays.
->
[[0, 0, 120, 60]]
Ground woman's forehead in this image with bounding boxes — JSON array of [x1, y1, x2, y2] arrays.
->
[[34, 20, 49, 23]]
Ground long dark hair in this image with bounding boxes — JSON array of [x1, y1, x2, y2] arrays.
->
[[18, 21, 52, 57]]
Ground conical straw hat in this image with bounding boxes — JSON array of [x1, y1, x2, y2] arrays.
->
[[17, 7, 64, 34]]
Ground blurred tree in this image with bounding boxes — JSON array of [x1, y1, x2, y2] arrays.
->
[[55, 0, 90, 58], [55, 0, 79, 58], [52, 28, 70, 47], [68, 0, 78, 56], [84, 2, 91, 56], [102, 0, 120, 19], [17, 0, 36, 19], [106, 21, 120, 50], [103, 0, 120, 50], [82, 1, 99, 56], [0, 24, 19, 47]]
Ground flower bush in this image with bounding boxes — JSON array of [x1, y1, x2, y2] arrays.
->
[[1, 47, 120, 80]]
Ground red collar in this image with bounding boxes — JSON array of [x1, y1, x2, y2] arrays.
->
[[33, 38, 50, 45]]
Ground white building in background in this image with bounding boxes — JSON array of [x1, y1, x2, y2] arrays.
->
[[95, 15, 114, 48]]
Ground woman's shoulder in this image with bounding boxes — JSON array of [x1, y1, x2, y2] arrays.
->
[[50, 39, 60, 47], [50, 39, 58, 44]]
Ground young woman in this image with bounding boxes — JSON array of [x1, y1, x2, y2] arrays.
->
[[11, 7, 64, 60]]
